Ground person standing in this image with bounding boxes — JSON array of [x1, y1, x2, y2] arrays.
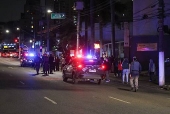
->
[[103, 57, 111, 82], [122, 58, 130, 84], [118, 60, 122, 77], [49, 54, 54, 74], [60, 56, 66, 71], [34, 53, 42, 75], [148, 59, 155, 82], [42, 53, 49, 76], [54, 56, 60, 71], [114, 58, 118, 77], [130, 56, 142, 92]]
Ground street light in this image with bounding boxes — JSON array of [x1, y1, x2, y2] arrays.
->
[[16, 28, 21, 59], [46, 9, 52, 52], [6, 30, 9, 33]]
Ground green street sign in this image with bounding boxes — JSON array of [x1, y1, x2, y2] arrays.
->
[[51, 13, 66, 19]]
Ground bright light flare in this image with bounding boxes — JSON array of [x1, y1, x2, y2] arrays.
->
[[77, 54, 82, 58], [78, 64, 82, 68], [29, 53, 34, 57], [87, 55, 92, 59]]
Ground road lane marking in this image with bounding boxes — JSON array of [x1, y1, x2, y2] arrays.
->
[[109, 96, 131, 104], [20, 81, 25, 85], [44, 97, 57, 104]]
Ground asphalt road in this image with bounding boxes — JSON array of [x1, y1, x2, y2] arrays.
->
[[0, 57, 170, 114]]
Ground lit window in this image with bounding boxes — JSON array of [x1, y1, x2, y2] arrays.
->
[[31, 26, 34, 28]]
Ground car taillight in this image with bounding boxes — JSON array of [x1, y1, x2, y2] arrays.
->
[[101, 65, 105, 69]]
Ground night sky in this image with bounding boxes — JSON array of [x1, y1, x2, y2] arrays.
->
[[0, 0, 26, 22]]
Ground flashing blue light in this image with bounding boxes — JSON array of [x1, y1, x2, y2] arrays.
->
[[87, 55, 92, 59], [29, 53, 34, 57]]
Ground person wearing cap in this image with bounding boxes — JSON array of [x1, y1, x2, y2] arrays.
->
[[129, 56, 142, 92]]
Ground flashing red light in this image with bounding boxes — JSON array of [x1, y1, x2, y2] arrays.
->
[[77, 64, 82, 68], [77, 54, 82, 58]]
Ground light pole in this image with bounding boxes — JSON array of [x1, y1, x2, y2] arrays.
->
[[47, 9, 52, 52], [74, 1, 84, 55], [158, 0, 165, 87], [16, 28, 21, 59]]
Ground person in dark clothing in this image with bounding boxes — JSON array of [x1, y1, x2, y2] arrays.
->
[[49, 54, 54, 74], [54, 56, 60, 71], [148, 59, 155, 81], [34, 53, 42, 75], [114, 58, 118, 77], [42, 53, 49, 76]]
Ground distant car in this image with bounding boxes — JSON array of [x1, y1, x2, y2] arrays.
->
[[62, 56, 106, 85], [20, 52, 35, 67]]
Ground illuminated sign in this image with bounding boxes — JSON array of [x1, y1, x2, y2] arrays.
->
[[94, 43, 100, 49], [137, 43, 157, 51]]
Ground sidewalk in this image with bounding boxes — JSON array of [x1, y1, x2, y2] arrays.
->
[[109, 71, 170, 91]]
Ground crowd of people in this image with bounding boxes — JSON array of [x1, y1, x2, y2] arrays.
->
[[33, 53, 62, 76], [33, 53, 156, 92], [101, 55, 156, 92]]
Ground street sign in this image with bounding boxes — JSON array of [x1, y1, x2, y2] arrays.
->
[[51, 13, 66, 19]]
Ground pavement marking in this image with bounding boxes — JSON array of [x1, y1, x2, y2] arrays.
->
[[109, 96, 131, 104], [20, 81, 25, 85], [44, 97, 57, 104]]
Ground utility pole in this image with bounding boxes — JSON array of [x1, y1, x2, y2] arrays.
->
[[47, 14, 50, 52], [74, 1, 84, 55], [46, 9, 52, 52], [110, 0, 115, 57], [99, 21, 103, 57], [90, 0, 95, 55], [158, 0, 165, 87], [76, 10, 80, 55]]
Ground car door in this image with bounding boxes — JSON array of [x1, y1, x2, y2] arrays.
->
[[63, 60, 72, 77]]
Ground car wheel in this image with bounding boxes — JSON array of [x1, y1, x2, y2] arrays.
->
[[98, 79, 101, 85], [62, 71, 68, 82], [72, 73, 78, 84]]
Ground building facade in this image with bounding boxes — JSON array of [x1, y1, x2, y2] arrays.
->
[[132, 0, 170, 70]]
